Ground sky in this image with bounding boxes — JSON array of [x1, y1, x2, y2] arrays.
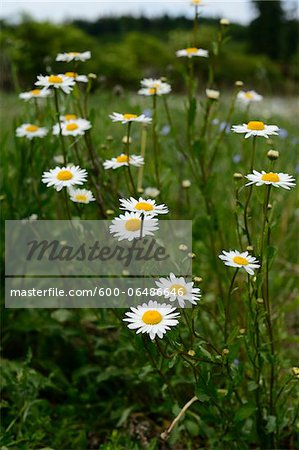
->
[[1, 1, 297, 25]]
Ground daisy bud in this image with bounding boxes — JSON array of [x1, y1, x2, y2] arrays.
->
[[137, 188, 144, 194], [218, 388, 228, 396], [233, 172, 243, 180], [235, 80, 244, 87], [292, 367, 299, 377], [206, 89, 220, 100], [267, 204, 272, 210], [105, 209, 114, 215], [246, 245, 254, 252], [179, 244, 188, 251], [193, 276, 203, 283], [106, 135, 114, 141], [88, 73, 97, 79], [222, 348, 229, 356], [239, 328, 246, 334], [267, 149, 280, 160], [220, 18, 230, 26], [188, 252, 196, 259], [182, 179, 191, 188], [101, 144, 107, 150], [188, 349, 196, 356], [122, 135, 132, 144], [257, 298, 264, 304], [122, 270, 130, 276]]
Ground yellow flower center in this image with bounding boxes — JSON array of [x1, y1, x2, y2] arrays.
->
[[233, 256, 249, 266], [64, 114, 77, 121], [247, 121, 265, 131], [125, 218, 141, 231], [261, 172, 280, 182], [149, 88, 157, 94], [30, 89, 41, 95], [66, 123, 79, 131], [135, 202, 154, 211], [142, 310, 163, 325], [244, 92, 254, 99], [170, 284, 187, 295], [56, 170, 73, 181], [75, 194, 87, 202], [116, 155, 129, 163], [48, 75, 63, 84], [123, 114, 137, 120], [65, 72, 78, 78], [26, 125, 39, 132], [68, 52, 80, 56], [186, 47, 198, 54]]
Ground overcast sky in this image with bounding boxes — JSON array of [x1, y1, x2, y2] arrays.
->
[[1, 1, 297, 25]]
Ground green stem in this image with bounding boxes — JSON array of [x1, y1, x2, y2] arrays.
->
[[125, 122, 137, 195], [53, 89, 67, 165], [224, 268, 238, 343], [152, 94, 160, 188], [243, 137, 257, 246]]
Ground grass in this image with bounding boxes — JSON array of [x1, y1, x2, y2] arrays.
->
[[1, 79, 299, 450]]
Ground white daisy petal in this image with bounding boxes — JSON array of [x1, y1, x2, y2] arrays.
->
[[119, 196, 168, 217], [41, 165, 88, 192], [245, 170, 295, 190], [219, 249, 260, 276], [109, 212, 159, 241], [231, 121, 280, 139], [16, 124, 48, 140]]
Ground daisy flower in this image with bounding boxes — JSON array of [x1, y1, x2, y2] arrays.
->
[[60, 114, 78, 122], [69, 188, 95, 204], [56, 51, 91, 62], [53, 118, 92, 137], [219, 250, 260, 276], [237, 90, 263, 104], [191, 0, 202, 5], [16, 124, 48, 140], [19, 88, 51, 101], [41, 165, 88, 192], [35, 74, 75, 94], [64, 72, 88, 83], [109, 112, 152, 124], [231, 121, 279, 139], [155, 273, 201, 308], [123, 300, 180, 340], [144, 187, 160, 198], [103, 154, 144, 170], [119, 197, 169, 216], [245, 170, 296, 190], [138, 78, 171, 96], [109, 212, 159, 241], [176, 47, 208, 58]]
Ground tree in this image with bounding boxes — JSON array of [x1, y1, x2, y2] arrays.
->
[[249, 0, 285, 60]]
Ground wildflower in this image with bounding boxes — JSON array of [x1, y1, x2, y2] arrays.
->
[[219, 250, 260, 276], [155, 273, 201, 308], [235, 81, 244, 87], [138, 78, 171, 96], [237, 90, 263, 104], [103, 154, 144, 170], [42, 165, 88, 192], [206, 89, 220, 100], [64, 72, 88, 83], [267, 150, 280, 160], [245, 170, 296, 190], [119, 197, 169, 216], [53, 155, 65, 164], [191, 0, 202, 5], [220, 18, 230, 25], [109, 112, 152, 125], [176, 47, 208, 58], [231, 121, 279, 139], [179, 244, 188, 251], [110, 212, 159, 241], [16, 124, 48, 140], [19, 88, 51, 101], [56, 51, 91, 62], [292, 367, 299, 378], [193, 276, 203, 283], [60, 114, 78, 122], [123, 300, 179, 340], [144, 187, 160, 198], [53, 118, 92, 137], [182, 179, 191, 188], [233, 172, 243, 181], [69, 188, 95, 204], [35, 74, 75, 94]]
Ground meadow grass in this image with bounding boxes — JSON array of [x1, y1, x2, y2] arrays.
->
[[1, 31, 299, 449]]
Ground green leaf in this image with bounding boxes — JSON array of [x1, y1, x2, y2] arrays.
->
[[234, 403, 256, 422]]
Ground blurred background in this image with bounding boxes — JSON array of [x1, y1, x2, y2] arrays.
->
[[1, 1, 298, 94]]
